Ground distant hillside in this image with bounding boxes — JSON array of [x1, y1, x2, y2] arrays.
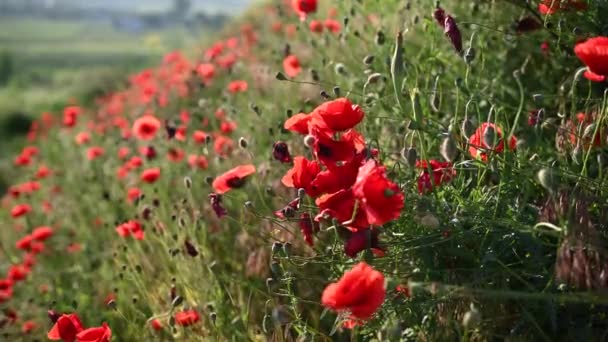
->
[[55, 0, 252, 14]]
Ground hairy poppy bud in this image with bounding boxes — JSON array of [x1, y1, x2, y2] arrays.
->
[[334, 64, 347, 75], [304, 135, 315, 148], [375, 30, 385, 45], [461, 117, 475, 139], [183, 177, 192, 189], [363, 55, 375, 65], [402, 147, 418, 167], [462, 304, 481, 328], [275, 72, 287, 81], [239, 137, 248, 149], [482, 124, 497, 149], [464, 47, 475, 64], [332, 86, 341, 97], [537, 168, 557, 193], [171, 296, 183, 308], [440, 136, 459, 162]]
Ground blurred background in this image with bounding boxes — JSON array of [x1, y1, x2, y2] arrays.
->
[[0, 0, 250, 189]]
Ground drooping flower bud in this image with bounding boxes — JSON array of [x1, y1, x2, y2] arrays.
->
[[440, 136, 459, 162], [272, 141, 292, 163], [444, 15, 463, 55]]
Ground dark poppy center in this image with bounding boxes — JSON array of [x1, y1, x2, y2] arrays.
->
[[317, 143, 332, 157], [227, 176, 247, 189]]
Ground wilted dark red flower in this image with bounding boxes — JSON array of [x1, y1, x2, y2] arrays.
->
[[132, 115, 161, 140], [299, 213, 319, 246], [209, 193, 227, 218], [47, 313, 84, 342], [574, 36, 608, 82], [321, 262, 386, 320], [140, 168, 161, 183], [515, 16, 542, 34], [272, 141, 293, 163], [344, 229, 384, 258], [275, 198, 301, 219], [75, 322, 111, 342], [444, 15, 462, 54], [292, 0, 317, 20], [282, 157, 321, 196], [283, 55, 302, 78], [468, 122, 517, 161], [140, 146, 157, 160], [416, 160, 456, 194], [353, 160, 404, 226], [212, 164, 256, 194], [175, 310, 200, 326], [184, 239, 199, 257], [433, 7, 446, 27]]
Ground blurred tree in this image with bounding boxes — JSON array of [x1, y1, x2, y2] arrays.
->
[[171, 0, 191, 21], [0, 50, 13, 86]]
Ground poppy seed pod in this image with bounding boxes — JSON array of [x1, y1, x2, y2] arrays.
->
[[440, 136, 459, 162]]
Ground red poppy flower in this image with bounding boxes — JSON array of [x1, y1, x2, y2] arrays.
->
[[353, 160, 404, 226], [574, 36, 608, 82], [281, 157, 321, 196], [196, 63, 215, 81], [187, 155, 209, 170], [141, 168, 161, 183], [75, 132, 90, 145], [214, 135, 235, 156], [324, 19, 341, 33], [312, 127, 360, 168], [22, 320, 37, 334], [292, 0, 317, 20], [126, 187, 142, 203], [309, 20, 324, 33], [468, 122, 517, 161], [150, 319, 163, 331], [115, 220, 144, 240], [167, 148, 185, 162], [11, 204, 32, 218], [227, 80, 248, 93], [539, 0, 587, 15], [312, 98, 365, 132], [7, 264, 29, 282], [16, 235, 34, 250], [132, 115, 161, 140], [174, 310, 200, 326], [32, 226, 53, 241], [321, 262, 385, 320], [86, 147, 105, 161], [315, 189, 369, 229], [416, 160, 456, 194], [220, 120, 237, 134], [139, 146, 157, 160], [76, 322, 111, 342], [193, 130, 208, 144], [63, 106, 81, 127], [128, 156, 143, 169], [47, 313, 84, 342], [310, 153, 364, 195], [284, 113, 313, 135], [283, 55, 302, 78], [36, 164, 51, 178], [212, 164, 256, 194]]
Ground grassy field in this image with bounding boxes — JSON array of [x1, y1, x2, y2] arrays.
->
[[1, 0, 608, 341]]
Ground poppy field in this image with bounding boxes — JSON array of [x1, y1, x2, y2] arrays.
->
[[2, 0, 608, 340]]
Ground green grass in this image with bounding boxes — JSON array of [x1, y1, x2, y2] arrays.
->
[[1, 0, 608, 341]]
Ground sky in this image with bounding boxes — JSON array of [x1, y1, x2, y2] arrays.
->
[[54, 0, 253, 14]]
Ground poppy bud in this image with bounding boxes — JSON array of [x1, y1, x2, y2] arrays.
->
[[320, 90, 330, 99], [304, 135, 315, 148], [440, 136, 459, 162], [334, 63, 347, 75], [482, 124, 497, 149], [171, 295, 183, 308], [583, 123, 597, 139], [461, 117, 475, 139], [537, 168, 557, 193], [184, 240, 199, 257], [205, 176, 213, 185], [366, 73, 383, 85], [271, 242, 283, 255], [275, 72, 287, 81], [375, 30, 385, 45], [106, 300, 116, 309], [265, 186, 276, 197], [464, 47, 475, 64], [401, 147, 418, 167], [209, 312, 217, 325], [572, 145, 583, 164], [363, 55, 375, 65], [244, 201, 253, 211], [533, 93, 543, 103], [238, 137, 248, 149], [297, 188, 306, 201], [265, 278, 275, 290], [311, 69, 320, 82], [462, 304, 481, 328], [183, 177, 192, 189], [47, 310, 60, 323]]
